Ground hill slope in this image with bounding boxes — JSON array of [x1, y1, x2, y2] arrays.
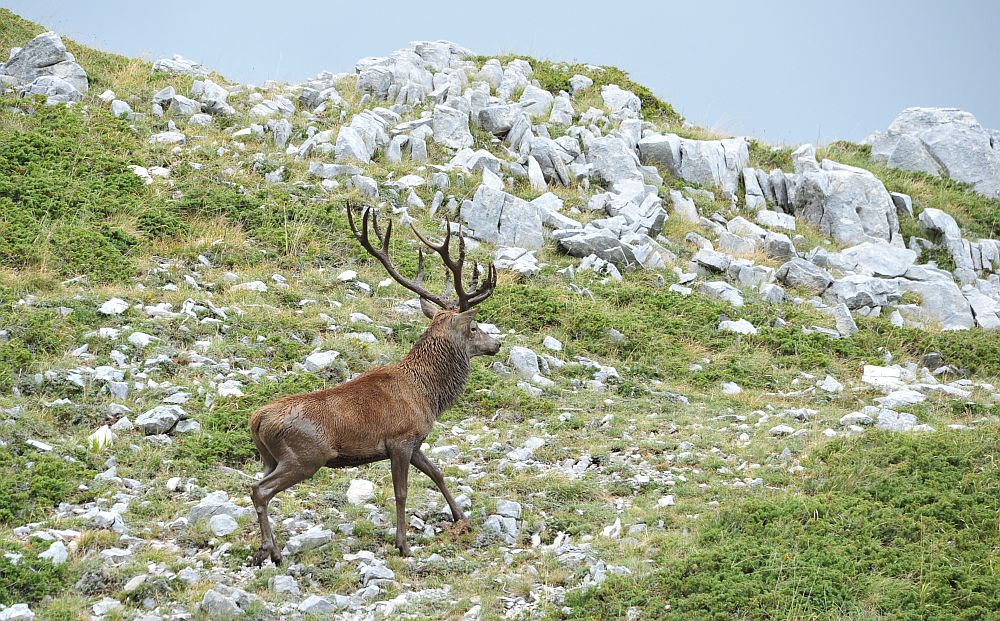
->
[[0, 9, 998, 621]]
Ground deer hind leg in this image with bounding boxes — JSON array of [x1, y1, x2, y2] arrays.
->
[[253, 434, 278, 478], [411, 448, 467, 523], [388, 443, 416, 556], [250, 457, 319, 566]]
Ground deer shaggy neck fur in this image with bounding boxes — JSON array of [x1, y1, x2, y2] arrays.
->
[[401, 317, 471, 416]]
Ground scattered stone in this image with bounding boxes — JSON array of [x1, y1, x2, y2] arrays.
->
[[769, 424, 795, 436], [209, 513, 239, 536], [875, 409, 920, 432], [135, 405, 185, 435], [719, 319, 757, 336], [346, 479, 376, 505], [284, 526, 334, 556], [304, 350, 340, 373]]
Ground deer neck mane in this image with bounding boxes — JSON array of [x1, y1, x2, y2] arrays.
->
[[400, 329, 471, 417]]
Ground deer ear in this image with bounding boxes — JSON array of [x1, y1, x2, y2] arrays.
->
[[420, 298, 439, 319], [452, 308, 478, 326]]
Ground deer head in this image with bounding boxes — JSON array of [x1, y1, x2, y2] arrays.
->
[[347, 206, 500, 358]]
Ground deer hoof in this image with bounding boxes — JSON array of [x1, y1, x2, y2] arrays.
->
[[448, 519, 470, 535], [252, 545, 282, 567], [396, 543, 412, 557]]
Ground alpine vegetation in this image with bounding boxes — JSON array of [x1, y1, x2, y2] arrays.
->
[[0, 8, 998, 620]]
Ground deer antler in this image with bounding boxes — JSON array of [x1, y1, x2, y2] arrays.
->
[[348, 206, 453, 309], [409, 219, 497, 311], [348, 206, 497, 311]]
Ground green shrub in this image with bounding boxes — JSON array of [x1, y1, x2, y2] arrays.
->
[[136, 204, 191, 239], [0, 307, 74, 389], [0, 97, 148, 279], [0, 199, 42, 267], [0, 446, 95, 525], [48, 222, 136, 282], [0, 541, 74, 605], [563, 428, 1000, 620]]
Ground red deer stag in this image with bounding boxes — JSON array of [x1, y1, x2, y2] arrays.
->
[[249, 206, 500, 565]]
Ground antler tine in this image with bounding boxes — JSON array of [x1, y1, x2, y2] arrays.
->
[[381, 218, 392, 253], [465, 263, 498, 307], [415, 248, 425, 286], [411, 218, 462, 307], [347, 205, 451, 309], [469, 262, 482, 292]]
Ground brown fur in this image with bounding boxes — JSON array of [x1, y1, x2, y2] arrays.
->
[[248, 307, 500, 565]]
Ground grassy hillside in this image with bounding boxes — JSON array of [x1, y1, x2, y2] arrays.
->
[[1, 8, 999, 621], [565, 428, 1000, 620]]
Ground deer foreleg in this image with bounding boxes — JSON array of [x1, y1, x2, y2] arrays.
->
[[388, 444, 415, 556]]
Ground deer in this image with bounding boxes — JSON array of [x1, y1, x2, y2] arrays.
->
[[248, 205, 501, 566]]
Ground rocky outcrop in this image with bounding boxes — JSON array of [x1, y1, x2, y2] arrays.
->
[[356, 40, 472, 106], [638, 133, 749, 195], [1, 31, 88, 104], [868, 107, 1000, 198]]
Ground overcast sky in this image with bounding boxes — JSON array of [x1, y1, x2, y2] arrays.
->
[[3, 0, 997, 144]]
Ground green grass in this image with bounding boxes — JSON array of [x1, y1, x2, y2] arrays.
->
[[563, 428, 1000, 620], [0, 98, 149, 281], [482, 274, 1000, 388], [0, 539, 76, 606]]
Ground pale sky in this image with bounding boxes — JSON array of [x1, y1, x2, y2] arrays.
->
[[3, 0, 997, 145]]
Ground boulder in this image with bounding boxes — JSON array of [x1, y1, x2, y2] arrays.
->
[[334, 126, 370, 162], [600, 84, 641, 117], [555, 229, 638, 268], [519, 84, 554, 117], [964, 287, 1000, 329], [669, 190, 699, 222], [494, 247, 540, 275], [19, 76, 81, 104], [109, 99, 132, 118], [432, 104, 473, 149], [588, 135, 643, 190], [549, 92, 574, 125], [837, 242, 917, 277], [823, 275, 901, 309], [200, 585, 257, 620], [638, 133, 748, 195], [169, 94, 200, 117], [869, 108, 1000, 198], [460, 185, 545, 249], [789, 155, 899, 245], [153, 54, 209, 77], [529, 137, 571, 186], [892, 277, 974, 330], [3, 31, 88, 95], [918, 207, 962, 239], [477, 104, 524, 136], [569, 74, 593, 94], [776, 259, 833, 292], [830, 303, 859, 336], [135, 405, 185, 435], [699, 281, 744, 307], [189, 490, 252, 524]]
